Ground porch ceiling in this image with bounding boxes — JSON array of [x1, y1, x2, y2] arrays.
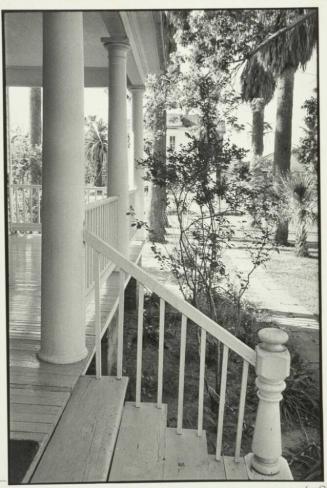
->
[[4, 10, 165, 87]]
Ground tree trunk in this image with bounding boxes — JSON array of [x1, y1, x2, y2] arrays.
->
[[30, 87, 42, 184], [94, 159, 103, 187], [149, 108, 167, 242], [296, 221, 309, 257], [273, 66, 295, 245], [250, 98, 265, 170]]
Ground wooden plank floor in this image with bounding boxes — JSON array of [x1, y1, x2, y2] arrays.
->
[[8, 234, 144, 481], [31, 376, 128, 483]]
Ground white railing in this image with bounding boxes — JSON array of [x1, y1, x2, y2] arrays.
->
[[8, 184, 107, 231], [84, 228, 292, 478], [84, 228, 255, 461], [85, 186, 107, 203], [84, 197, 118, 295], [9, 184, 42, 231]]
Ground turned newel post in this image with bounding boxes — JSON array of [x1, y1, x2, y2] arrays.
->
[[248, 328, 291, 478]]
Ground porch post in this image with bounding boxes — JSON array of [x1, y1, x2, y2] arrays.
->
[[130, 85, 145, 228], [39, 12, 87, 364], [102, 36, 130, 255], [245, 328, 292, 479]]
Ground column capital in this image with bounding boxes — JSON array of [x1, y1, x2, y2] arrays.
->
[[129, 84, 145, 93], [101, 36, 130, 53]]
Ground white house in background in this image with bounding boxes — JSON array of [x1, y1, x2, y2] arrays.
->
[[4, 10, 293, 484], [167, 111, 200, 150]]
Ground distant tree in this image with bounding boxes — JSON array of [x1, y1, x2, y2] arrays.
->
[[280, 172, 317, 256], [84, 116, 108, 187], [10, 128, 42, 184], [296, 95, 318, 175], [245, 9, 318, 244], [241, 57, 275, 168]]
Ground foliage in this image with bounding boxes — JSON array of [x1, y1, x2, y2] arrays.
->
[[286, 441, 321, 481], [278, 172, 317, 256], [84, 116, 108, 186], [296, 96, 318, 174], [281, 366, 320, 427], [141, 11, 283, 333], [10, 128, 42, 184], [253, 9, 317, 76]]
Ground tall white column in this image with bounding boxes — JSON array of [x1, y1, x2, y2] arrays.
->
[[130, 85, 145, 227], [39, 12, 87, 364], [102, 37, 130, 255]]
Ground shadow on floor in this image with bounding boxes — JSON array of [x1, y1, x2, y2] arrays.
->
[[9, 440, 39, 484]]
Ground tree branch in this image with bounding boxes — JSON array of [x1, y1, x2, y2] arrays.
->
[[247, 10, 317, 62]]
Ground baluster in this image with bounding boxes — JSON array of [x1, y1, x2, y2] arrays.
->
[[177, 314, 187, 434], [135, 284, 144, 406], [157, 298, 165, 408], [94, 251, 101, 379], [216, 344, 229, 461], [37, 187, 41, 223], [22, 187, 26, 223], [85, 211, 90, 289], [29, 186, 33, 223], [117, 270, 125, 379], [197, 328, 206, 436], [90, 211, 93, 285], [15, 187, 18, 222], [234, 360, 249, 462]]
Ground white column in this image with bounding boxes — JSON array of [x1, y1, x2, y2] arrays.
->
[[39, 12, 87, 364], [130, 85, 145, 228], [102, 36, 130, 255]]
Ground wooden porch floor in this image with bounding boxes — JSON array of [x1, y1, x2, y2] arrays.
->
[[8, 233, 144, 482]]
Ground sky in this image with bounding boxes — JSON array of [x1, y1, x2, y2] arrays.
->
[[8, 50, 317, 157]]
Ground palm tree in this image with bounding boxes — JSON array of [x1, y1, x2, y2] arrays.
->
[[251, 9, 317, 244], [241, 56, 275, 169], [85, 116, 108, 187], [279, 172, 317, 257]]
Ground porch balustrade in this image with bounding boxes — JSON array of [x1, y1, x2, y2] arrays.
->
[[84, 228, 292, 479], [8, 184, 107, 231]]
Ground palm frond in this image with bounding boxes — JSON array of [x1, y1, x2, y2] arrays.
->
[[256, 10, 317, 76], [241, 56, 276, 103]]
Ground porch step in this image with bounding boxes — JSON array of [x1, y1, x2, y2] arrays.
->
[[163, 428, 215, 480], [109, 402, 167, 481], [31, 376, 128, 483]]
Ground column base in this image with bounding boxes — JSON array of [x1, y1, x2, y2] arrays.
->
[[245, 453, 293, 480], [38, 347, 88, 365]]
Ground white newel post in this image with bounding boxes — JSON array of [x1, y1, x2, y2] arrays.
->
[[102, 37, 130, 256], [130, 85, 145, 233], [39, 12, 87, 364], [245, 328, 292, 479]]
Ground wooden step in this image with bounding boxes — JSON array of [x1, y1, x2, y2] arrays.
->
[[109, 402, 167, 481], [163, 428, 216, 480], [206, 455, 248, 480], [31, 376, 128, 483]]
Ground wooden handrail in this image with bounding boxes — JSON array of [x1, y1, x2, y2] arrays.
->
[[85, 196, 118, 211], [84, 229, 256, 365]]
